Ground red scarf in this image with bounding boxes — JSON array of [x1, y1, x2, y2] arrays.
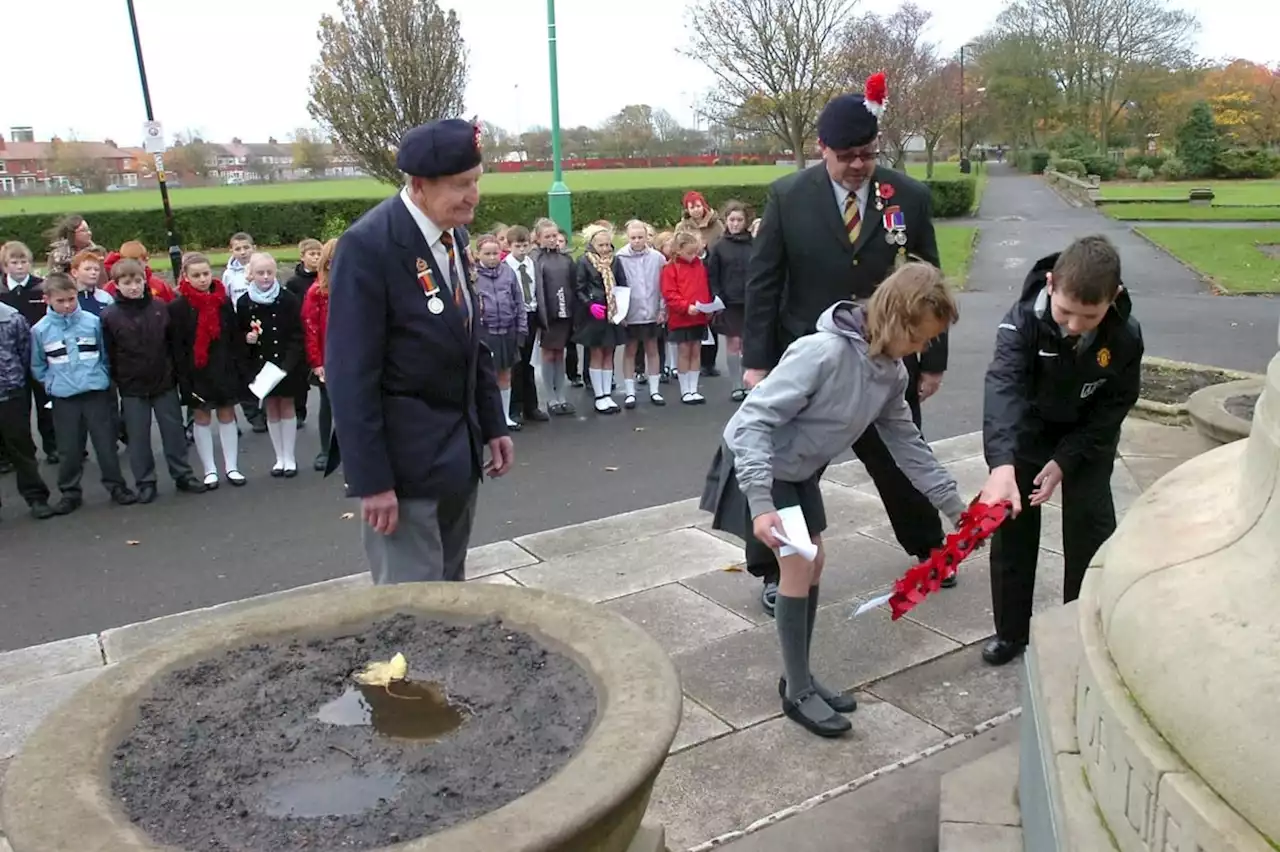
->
[[179, 278, 227, 369]]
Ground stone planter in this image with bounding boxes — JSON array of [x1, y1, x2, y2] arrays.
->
[[0, 583, 682, 852], [1134, 356, 1263, 424], [1187, 377, 1264, 443]]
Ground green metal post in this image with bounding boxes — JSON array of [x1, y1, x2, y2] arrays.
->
[[546, 0, 572, 233]]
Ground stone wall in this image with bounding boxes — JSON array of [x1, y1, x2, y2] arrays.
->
[[1044, 170, 1101, 206]]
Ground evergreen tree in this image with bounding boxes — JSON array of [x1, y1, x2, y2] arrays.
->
[[1176, 102, 1222, 179]]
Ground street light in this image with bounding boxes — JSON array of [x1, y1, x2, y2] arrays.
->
[[545, 0, 572, 233], [125, 0, 182, 280], [958, 42, 977, 174]]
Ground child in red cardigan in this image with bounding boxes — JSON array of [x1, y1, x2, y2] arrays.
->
[[660, 230, 712, 405], [302, 238, 336, 472]]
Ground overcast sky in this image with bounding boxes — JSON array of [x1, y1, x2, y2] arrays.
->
[[1, 0, 1274, 147]]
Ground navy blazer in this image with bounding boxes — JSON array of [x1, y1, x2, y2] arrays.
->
[[325, 195, 508, 500]]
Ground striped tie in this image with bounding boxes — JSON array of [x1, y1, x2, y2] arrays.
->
[[439, 231, 470, 331], [844, 193, 862, 244]]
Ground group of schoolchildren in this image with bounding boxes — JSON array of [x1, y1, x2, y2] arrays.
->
[[0, 231, 336, 521]]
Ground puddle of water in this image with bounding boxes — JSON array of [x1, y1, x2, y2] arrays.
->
[[263, 772, 402, 818], [315, 681, 465, 742]]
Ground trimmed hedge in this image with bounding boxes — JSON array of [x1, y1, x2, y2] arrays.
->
[[1015, 150, 1051, 174], [0, 179, 977, 253]]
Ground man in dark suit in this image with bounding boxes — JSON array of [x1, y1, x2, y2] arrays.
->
[[743, 75, 951, 615], [326, 118, 515, 585]]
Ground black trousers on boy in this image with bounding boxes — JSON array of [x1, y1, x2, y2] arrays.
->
[[0, 395, 51, 508], [52, 389, 128, 500], [701, 333, 719, 372], [510, 312, 540, 418], [989, 435, 1117, 646], [120, 390, 194, 486]]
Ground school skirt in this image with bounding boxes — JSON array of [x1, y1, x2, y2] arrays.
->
[[668, 325, 710, 344], [539, 317, 574, 351], [574, 317, 628, 349], [626, 322, 662, 342], [481, 328, 521, 372], [714, 304, 745, 338], [699, 444, 828, 575]]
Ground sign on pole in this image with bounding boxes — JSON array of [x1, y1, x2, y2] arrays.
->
[[143, 121, 165, 154]]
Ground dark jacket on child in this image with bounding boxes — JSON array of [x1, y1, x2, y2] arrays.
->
[[532, 246, 576, 327], [475, 262, 528, 338], [707, 231, 753, 306], [284, 263, 319, 301], [235, 287, 307, 400], [0, 302, 32, 401], [170, 282, 243, 408], [101, 290, 179, 398], [0, 275, 47, 328]]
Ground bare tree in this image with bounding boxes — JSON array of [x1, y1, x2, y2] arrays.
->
[[837, 3, 937, 168], [686, 0, 854, 169], [291, 128, 330, 176], [651, 109, 684, 154], [170, 130, 216, 180], [914, 61, 961, 176], [308, 0, 469, 186]]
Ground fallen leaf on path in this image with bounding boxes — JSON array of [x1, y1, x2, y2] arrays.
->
[[723, 565, 744, 572], [340, 512, 355, 520], [354, 652, 408, 686], [126, 540, 141, 546], [604, 466, 619, 472]]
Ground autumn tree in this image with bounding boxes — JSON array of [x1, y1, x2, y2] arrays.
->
[[602, 105, 657, 157], [48, 139, 111, 192], [971, 32, 1059, 148], [686, 0, 853, 169], [169, 131, 216, 179], [837, 3, 936, 168], [308, 0, 469, 186], [1204, 60, 1280, 147], [291, 128, 330, 176], [912, 62, 958, 176]]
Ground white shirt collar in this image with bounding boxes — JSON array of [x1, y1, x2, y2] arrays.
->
[[6, 275, 31, 291], [830, 178, 869, 212], [400, 187, 447, 248], [505, 253, 532, 271]]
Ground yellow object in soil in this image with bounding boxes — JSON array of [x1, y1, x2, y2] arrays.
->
[[353, 652, 408, 687]]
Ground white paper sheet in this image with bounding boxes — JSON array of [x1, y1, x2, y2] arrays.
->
[[248, 361, 287, 400], [852, 592, 893, 617], [610, 287, 631, 325], [771, 505, 818, 561], [695, 296, 726, 314]]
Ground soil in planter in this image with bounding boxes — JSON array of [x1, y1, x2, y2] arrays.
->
[[1226, 393, 1259, 421], [1141, 363, 1237, 405], [110, 614, 596, 851]]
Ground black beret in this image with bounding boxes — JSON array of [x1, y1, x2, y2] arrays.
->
[[396, 118, 482, 178], [817, 94, 879, 150]]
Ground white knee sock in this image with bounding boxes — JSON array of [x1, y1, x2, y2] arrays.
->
[[666, 342, 679, 369], [689, 369, 700, 395], [500, 388, 515, 423], [648, 373, 660, 396], [679, 372, 691, 396], [590, 368, 605, 396], [280, 416, 297, 468], [193, 423, 216, 476], [217, 420, 239, 473], [605, 369, 615, 395], [267, 419, 283, 465], [624, 377, 636, 397]]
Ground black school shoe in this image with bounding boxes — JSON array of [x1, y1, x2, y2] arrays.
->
[[112, 487, 138, 506], [982, 637, 1028, 666], [53, 496, 82, 515], [175, 476, 208, 494], [779, 677, 858, 713], [0, 460, 13, 475], [136, 484, 158, 504], [782, 691, 852, 737], [761, 581, 778, 617], [314, 452, 329, 472], [30, 501, 56, 520]]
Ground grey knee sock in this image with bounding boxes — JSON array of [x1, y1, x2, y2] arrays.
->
[[727, 352, 743, 388], [806, 586, 841, 702], [778, 594, 836, 719]]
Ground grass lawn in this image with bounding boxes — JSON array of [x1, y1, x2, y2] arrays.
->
[[1137, 226, 1280, 294], [0, 163, 974, 217], [1103, 203, 1280, 221], [1100, 179, 1280, 205]]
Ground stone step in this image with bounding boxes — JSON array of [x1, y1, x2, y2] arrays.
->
[[938, 742, 1024, 852]]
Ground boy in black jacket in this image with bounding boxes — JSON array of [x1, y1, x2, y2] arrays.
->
[[978, 235, 1142, 666]]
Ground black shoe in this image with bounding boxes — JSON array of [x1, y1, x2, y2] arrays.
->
[[296, 417, 306, 429], [271, 466, 285, 478], [569, 376, 584, 388], [507, 419, 523, 431], [252, 418, 268, 434], [136, 484, 158, 504], [524, 409, 550, 422], [941, 574, 958, 589], [175, 476, 207, 494], [30, 501, 56, 520], [779, 676, 858, 713], [761, 581, 778, 617], [111, 487, 138, 506], [782, 692, 852, 737], [701, 366, 721, 378], [283, 467, 298, 479], [314, 453, 329, 472], [0, 460, 13, 475], [53, 496, 82, 515], [981, 638, 1028, 666], [44, 451, 60, 466]]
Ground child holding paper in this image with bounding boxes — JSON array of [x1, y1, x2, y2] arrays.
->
[[700, 262, 968, 737], [661, 230, 712, 405], [235, 252, 306, 477]]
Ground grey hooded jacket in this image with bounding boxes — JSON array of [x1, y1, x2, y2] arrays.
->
[[723, 301, 967, 521], [615, 244, 666, 325]]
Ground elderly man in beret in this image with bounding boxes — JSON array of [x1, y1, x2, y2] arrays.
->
[[741, 73, 952, 616], [326, 118, 515, 584]]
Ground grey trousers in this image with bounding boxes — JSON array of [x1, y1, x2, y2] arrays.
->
[[121, 390, 194, 486], [362, 487, 479, 585], [52, 389, 127, 499]]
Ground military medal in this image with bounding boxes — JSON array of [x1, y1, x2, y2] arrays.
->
[[416, 257, 445, 315], [875, 181, 895, 212], [883, 205, 906, 247]]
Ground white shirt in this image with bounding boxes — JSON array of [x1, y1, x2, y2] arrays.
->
[[830, 178, 869, 226], [504, 253, 537, 311], [5, 275, 32, 292], [399, 188, 472, 318]]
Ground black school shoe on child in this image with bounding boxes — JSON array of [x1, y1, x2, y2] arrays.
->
[[982, 637, 1028, 666], [136, 484, 158, 504], [779, 676, 857, 713], [781, 688, 852, 737], [112, 487, 139, 506]]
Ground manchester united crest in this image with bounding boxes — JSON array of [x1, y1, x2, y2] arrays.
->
[[1097, 347, 1111, 368]]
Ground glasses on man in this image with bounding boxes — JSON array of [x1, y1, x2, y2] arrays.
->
[[832, 148, 879, 165]]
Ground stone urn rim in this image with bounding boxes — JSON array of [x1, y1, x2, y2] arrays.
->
[[0, 582, 684, 852]]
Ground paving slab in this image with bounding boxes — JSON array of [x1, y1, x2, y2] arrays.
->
[[680, 568, 774, 627], [0, 666, 108, 760], [866, 646, 1023, 736], [818, 482, 891, 533], [671, 696, 733, 755], [939, 742, 1021, 826], [1121, 454, 1186, 492], [822, 458, 871, 489], [0, 634, 102, 688], [647, 695, 947, 850], [675, 603, 959, 729], [929, 431, 986, 464], [100, 572, 371, 663], [715, 723, 1017, 852], [1118, 418, 1218, 460], [473, 572, 521, 585], [464, 539, 539, 578], [602, 584, 754, 656], [512, 498, 702, 561], [509, 528, 742, 603], [938, 823, 1024, 852]]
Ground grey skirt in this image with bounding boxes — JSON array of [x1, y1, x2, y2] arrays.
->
[[539, 318, 574, 351], [481, 328, 521, 372]]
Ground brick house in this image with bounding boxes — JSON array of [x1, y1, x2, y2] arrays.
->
[[0, 135, 135, 193]]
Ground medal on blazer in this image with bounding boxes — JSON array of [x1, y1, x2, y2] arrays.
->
[[874, 180, 894, 212], [416, 257, 445, 315], [882, 206, 907, 246]]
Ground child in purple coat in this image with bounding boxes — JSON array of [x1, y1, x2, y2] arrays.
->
[[474, 234, 528, 431]]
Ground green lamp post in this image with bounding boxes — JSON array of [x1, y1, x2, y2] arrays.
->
[[545, 0, 572, 233]]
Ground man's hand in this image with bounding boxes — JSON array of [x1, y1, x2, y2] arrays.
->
[[751, 511, 784, 549], [363, 489, 399, 535], [979, 465, 1023, 516], [918, 372, 944, 402], [485, 436, 515, 477], [743, 368, 769, 390], [1029, 460, 1063, 507]]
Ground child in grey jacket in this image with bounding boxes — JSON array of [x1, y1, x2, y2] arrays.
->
[[700, 262, 968, 737]]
